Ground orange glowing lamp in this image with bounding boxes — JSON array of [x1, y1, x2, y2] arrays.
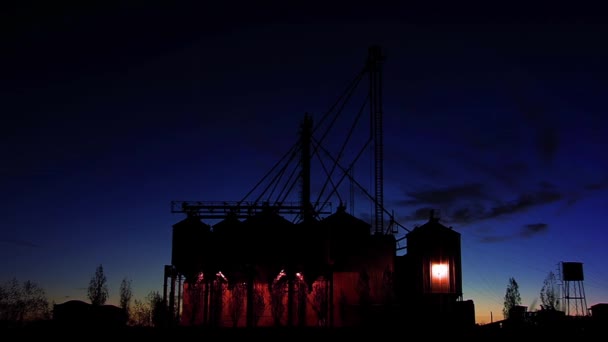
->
[[431, 263, 448, 280]]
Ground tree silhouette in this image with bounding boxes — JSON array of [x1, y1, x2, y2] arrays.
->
[[88, 264, 109, 306], [0, 278, 50, 325], [120, 277, 133, 319], [295, 276, 308, 326], [186, 274, 204, 326], [148, 290, 168, 327], [129, 298, 152, 327], [129, 290, 167, 327], [503, 277, 522, 319], [310, 279, 328, 326], [270, 275, 287, 326], [228, 283, 246, 327], [253, 283, 266, 326], [210, 278, 226, 327], [540, 271, 560, 311]]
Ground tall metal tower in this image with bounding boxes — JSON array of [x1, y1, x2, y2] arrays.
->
[[300, 113, 314, 224], [368, 45, 386, 235], [560, 261, 588, 316]]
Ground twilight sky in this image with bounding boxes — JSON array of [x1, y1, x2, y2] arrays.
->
[[1, 2, 607, 324]]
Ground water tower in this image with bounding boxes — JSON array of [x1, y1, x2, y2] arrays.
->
[[560, 261, 588, 316]]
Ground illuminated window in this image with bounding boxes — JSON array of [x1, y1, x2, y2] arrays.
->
[[430, 262, 450, 293], [431, 263, 448, 279]]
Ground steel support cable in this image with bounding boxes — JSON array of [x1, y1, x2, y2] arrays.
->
[[314, 135, 371, 214], [280, 166, 304, 205], [241, 66, 364, 206], [314, 94, 369, 207], [264, 145, 304, 203], [313, 137, 410, 232], [312, 67, 366, 137], [313, 148, 343, 206], [265, 159, 290, 203], [254, 144, 301, 204], [274, 158, 302, 204], [240, 142, 300, 203], [308, 71, 365, 209], [312, 70, 365, 156], [240, 70, 363, 205], [280, 69, 365, 217]]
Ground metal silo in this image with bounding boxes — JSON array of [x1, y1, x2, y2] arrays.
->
[[171, 215, 213, 281], [318, 204, 371, 271], [212, 212, 245, 281], [398, 211, 462, 322], [294, 218, 327, 283], [404, 210, 462, 307], [241, 207, 294, 268]]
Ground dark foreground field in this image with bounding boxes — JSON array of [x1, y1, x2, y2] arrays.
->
[[6, 323, 597, 339]]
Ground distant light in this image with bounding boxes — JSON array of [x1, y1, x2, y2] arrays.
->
[[431, 264, 448, 279]]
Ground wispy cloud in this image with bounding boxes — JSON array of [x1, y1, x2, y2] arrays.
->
[[479, 235, 511, 243], [0, 239, 41, 248], [403, 206, 437, 222], [584, 181, 608, 191], [520, 223, 549, 238], [483, 190, 561, 220], [478, 222, 549, 243], [397, 182, 562, 226], [399, 183, 486, 206]]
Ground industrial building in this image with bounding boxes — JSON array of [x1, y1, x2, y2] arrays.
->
[[163, 46, 476, 328]]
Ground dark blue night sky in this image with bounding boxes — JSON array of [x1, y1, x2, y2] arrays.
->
[[1, 2, 607, 323]]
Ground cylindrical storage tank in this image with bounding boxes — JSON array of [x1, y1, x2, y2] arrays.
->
[[212, 212, 245, 281], [562, 262, 584, 281], [241, 207, 294, 269], [294, 218, 327, 285], [318, 205, 371, 271], [172, 215, 213, 280], [405, 212, 462, 297]]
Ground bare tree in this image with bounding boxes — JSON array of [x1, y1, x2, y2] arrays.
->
[[120, 277, 133, 319], [253, 283, 266, 326], [310, 279, 328, 326], [295, 276, 308, 326], [148, 290, 167, 327], [128, 290, 166, 327], [210, 278, 226, 327], [186, 274, 204, 326], [270, 277, 287, 326], [228, 283, 246, 327], [0, 278, 50, 325], [540, 271, 560, 311], [503, 277, 522, 319], [87, 264, 109, 306], [129, 298, 152, 327]]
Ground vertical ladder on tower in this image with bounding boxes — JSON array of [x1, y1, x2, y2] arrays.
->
[[368, 45, 385, 235]]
